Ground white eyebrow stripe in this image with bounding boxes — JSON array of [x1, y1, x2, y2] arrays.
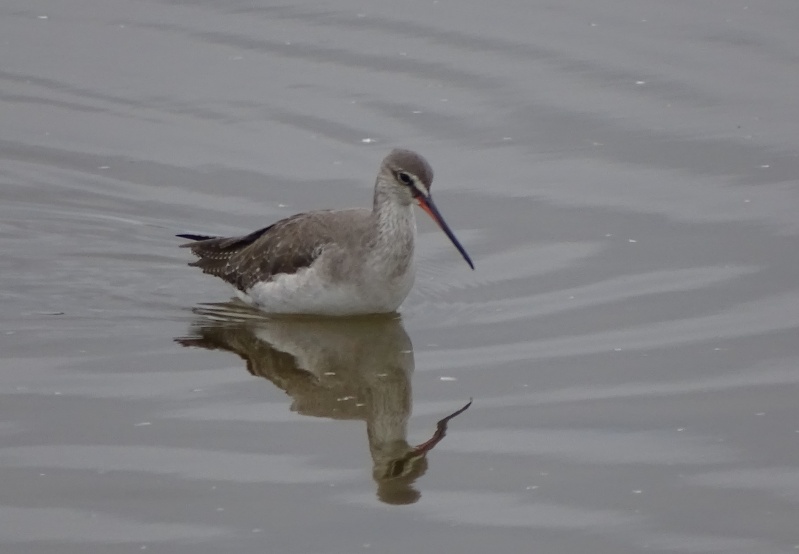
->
[[409, 174, 429, 197]]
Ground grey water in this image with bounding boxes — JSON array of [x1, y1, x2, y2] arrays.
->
[[2, 1, 799, 553]]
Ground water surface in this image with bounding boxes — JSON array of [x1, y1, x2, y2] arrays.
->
[[2, 1, 799, 553]]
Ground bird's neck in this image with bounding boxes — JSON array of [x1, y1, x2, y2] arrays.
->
[[370, 181, 416, 272]]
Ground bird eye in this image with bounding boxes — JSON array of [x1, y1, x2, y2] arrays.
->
[[396, 171, 413, 185]]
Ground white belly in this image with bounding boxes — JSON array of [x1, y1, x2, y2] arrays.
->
[[238, 261, 416, 316]]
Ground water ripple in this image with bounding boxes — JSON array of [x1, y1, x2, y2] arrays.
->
[[444, 428, 735, 465], [0, 506, 226, 544], [419, 292, 799, 369], [340, 490, 638, 529], [0, 445, 358, 484]]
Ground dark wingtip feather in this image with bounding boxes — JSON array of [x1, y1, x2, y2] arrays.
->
[[177, 233, 217, 243]]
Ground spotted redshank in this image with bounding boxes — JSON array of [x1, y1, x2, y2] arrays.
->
[[178, 149, 473, 315]]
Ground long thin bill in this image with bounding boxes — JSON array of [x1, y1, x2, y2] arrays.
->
[[417, 196, 475, 270]]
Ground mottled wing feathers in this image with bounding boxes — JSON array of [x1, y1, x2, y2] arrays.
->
[[178, 211, 364, 291], [178, 223, 274, 251]]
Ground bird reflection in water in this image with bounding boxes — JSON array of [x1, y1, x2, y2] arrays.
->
[[175, 302, 470, 505]]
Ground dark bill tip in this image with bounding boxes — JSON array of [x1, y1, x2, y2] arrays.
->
[[417, 196, 474, 270]]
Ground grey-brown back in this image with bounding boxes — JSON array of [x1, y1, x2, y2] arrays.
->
[[179, 209, 373, 291]]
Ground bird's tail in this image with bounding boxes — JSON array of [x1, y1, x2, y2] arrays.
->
[[176, 233, 218, 242]]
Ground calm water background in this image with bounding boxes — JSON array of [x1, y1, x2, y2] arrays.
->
[[2, 1, 799, 552]]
